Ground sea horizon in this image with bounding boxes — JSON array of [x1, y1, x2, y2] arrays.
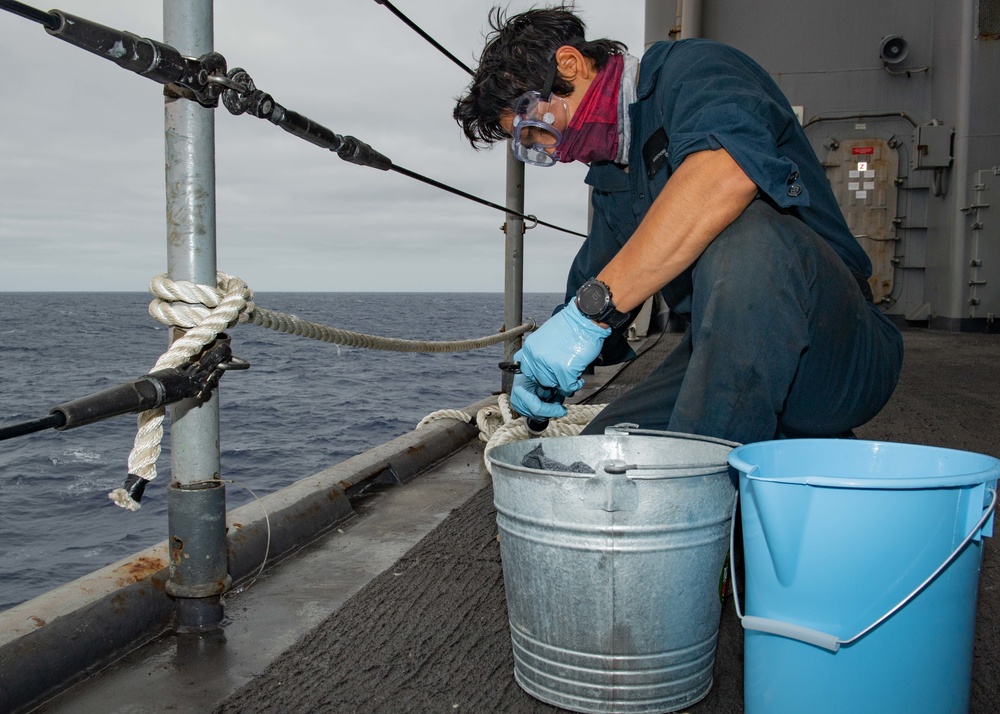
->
[[0, 291, 559, 610]]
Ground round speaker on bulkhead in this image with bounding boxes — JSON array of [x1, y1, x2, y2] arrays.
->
[[879, 35, 909, 64]]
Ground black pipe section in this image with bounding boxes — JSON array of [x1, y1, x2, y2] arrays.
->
[[0, 368, 202, 442], [337, 135, 393, 171], [167, 481, 231, 632], [52, 368, 199, 430], [268, 104, 346, 153], [44, 10, 194, 86], [263, 104, 393, 170], [802, 110, 920, 129]]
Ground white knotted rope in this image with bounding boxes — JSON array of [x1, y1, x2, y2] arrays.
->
[[109, 272, 535, 510], [417, 393, 607, 475], [108, 273, 252, 510]]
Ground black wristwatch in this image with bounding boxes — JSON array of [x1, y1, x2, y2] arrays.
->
[[575, 278, 632, 329]]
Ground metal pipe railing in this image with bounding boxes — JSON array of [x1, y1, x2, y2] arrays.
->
[[162, 0, 230, 632], [502, 143, 526, 394]]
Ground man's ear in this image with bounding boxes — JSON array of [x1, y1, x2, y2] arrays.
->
[[554, 45, 596, 83]]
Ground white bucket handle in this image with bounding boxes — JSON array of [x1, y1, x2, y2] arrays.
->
[[729, 486, 998, 653]]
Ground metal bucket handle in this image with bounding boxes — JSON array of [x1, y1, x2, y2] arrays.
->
[[604, 424, 741, 450], [603, 461, 732, 474], [729, 486, 998, 653], [600, 425, 741, 478]]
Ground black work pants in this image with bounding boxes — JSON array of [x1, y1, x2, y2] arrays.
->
[[582, 200, 904, 444]]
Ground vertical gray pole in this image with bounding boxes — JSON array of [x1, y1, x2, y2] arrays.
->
[[680, 0, 703, 39], [163, 0, 230, 631], [644, 0, 678, 49], [948, 0, 975, 324], [503, 143, 526, 393], [163, 0, 219, 484], [164, 0, 219, 484]]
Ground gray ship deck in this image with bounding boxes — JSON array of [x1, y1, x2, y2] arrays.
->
[[35, 328, 1000, 713]]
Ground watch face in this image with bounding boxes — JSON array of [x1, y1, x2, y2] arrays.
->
[[577, 281, 609, 316]]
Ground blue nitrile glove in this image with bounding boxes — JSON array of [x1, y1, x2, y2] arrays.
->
[[510, 372, 569, 420], [511, 300, 611, 419]]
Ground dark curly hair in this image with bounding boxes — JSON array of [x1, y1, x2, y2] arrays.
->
[[454, 5, 626, 148]]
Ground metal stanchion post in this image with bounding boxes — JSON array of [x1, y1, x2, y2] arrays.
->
[[503, 143, 526, 394], [163, 0, 230, 631]]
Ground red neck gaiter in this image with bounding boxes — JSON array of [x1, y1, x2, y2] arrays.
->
[[557, 54, 624, 165]]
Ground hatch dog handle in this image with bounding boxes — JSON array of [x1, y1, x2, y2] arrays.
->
[[729, 487, 998, 653]]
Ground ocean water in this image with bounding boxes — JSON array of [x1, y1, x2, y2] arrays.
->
[[0, 291, 560, 610]]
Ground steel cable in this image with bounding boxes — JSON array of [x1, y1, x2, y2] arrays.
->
[[366, 3, 589, 236], [372, 0, 474, 76], [0, 0, 588, 239], [389, 165, 586, 238], [0, 0, 58, 29]]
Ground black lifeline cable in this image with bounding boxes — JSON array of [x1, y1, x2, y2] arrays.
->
[[373, 0, 474, 76], [0, 0, 57, 28], [219, 71, 586, 238], [369, 3, 585, 234], [389, 165, 583, 236], [0, 1, 586, 238]]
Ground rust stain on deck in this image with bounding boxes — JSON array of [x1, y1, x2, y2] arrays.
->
[[113, 555, 168, 588]]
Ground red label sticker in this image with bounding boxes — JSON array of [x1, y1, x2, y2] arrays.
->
[[852, 147, 875, 155]]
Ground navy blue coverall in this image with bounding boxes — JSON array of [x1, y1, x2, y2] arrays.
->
[[572, 40, 904, 444]]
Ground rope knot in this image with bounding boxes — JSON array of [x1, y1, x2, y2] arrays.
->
[[148, 272, 254, 335], [111, 272, 255, 510]]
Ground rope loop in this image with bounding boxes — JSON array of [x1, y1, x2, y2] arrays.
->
[[417, 394, 607, 475]]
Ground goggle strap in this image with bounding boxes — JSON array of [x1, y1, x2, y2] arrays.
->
[[540, 53, 559, 99]]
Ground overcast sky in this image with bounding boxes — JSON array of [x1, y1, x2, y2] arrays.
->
[[0, 1, 645, 292]]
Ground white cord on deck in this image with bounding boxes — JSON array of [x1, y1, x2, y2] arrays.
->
[[418, 394, 607, 475]]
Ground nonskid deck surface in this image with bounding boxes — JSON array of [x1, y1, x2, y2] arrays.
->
[[36, 329, 1000, 713]]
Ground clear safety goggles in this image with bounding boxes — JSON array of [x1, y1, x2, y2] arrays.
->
[[509, 57, 569, 167]]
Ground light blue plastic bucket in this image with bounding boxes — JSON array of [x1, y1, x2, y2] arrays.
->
[[727, 439, 999, 714]]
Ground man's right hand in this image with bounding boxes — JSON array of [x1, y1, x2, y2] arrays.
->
[[509, 301, 611, 420], [510, 373, 569, 420]]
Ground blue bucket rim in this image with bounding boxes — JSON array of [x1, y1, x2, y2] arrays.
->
[[728, 438, 1000, 490]]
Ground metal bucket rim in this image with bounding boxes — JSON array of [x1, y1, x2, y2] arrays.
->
[[487, 459, 731, 481], [487, 430, 737, 480]]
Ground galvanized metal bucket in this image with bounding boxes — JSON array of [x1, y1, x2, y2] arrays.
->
[[487, 426, 738, 714]]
